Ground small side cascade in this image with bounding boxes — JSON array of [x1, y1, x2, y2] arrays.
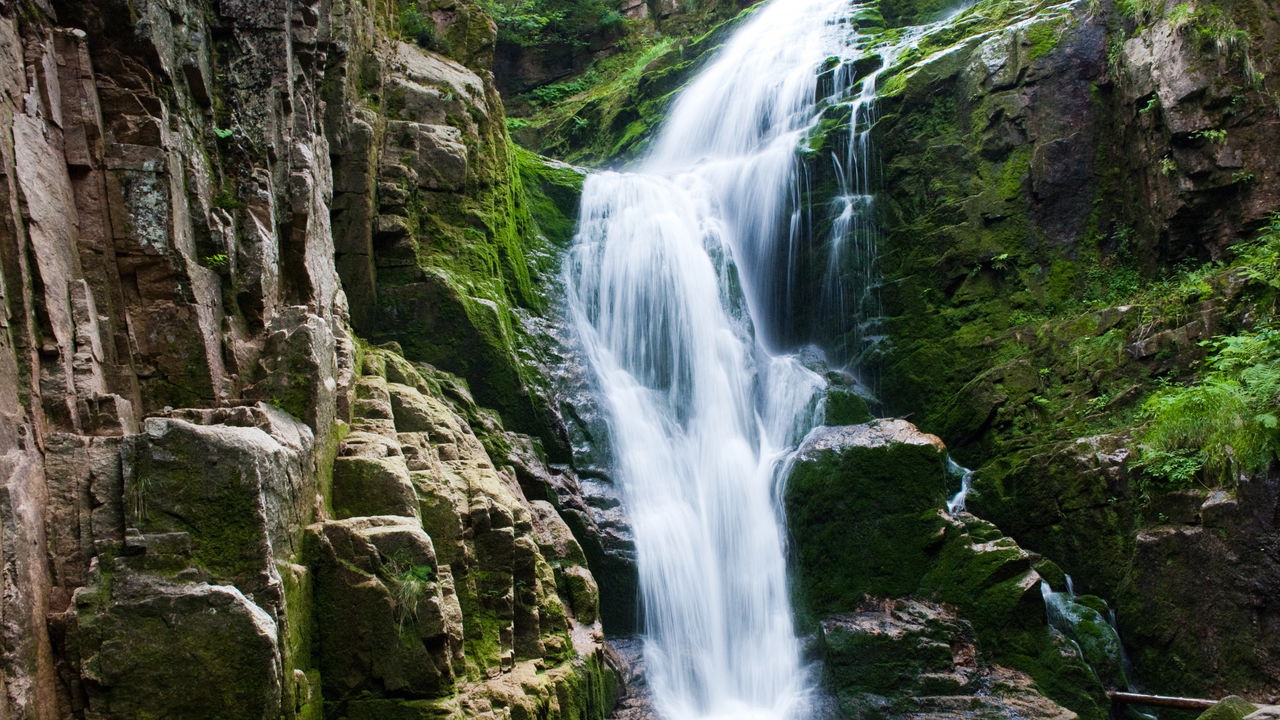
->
[[1041, 577, 1133, 695], [944, 456, 974, 514]]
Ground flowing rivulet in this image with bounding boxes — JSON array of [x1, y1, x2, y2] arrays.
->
[[564, 1, 922, 717]]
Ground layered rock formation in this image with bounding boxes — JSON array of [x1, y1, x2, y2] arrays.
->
[[786, 419, 1109, 719], [861, 0, 1280, 699], [0, 1, 618, 718]]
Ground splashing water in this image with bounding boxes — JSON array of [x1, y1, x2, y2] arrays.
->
[[563, 1, 925, 718], [946, 456, 975, 514]]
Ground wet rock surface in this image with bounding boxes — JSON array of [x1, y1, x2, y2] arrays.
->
[[787, 419, 1108, 718]]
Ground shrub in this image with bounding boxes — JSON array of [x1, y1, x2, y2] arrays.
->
[[1133, 329, 1280, 490], [399, 3, 436, 49], [479, 0, 621, 50]]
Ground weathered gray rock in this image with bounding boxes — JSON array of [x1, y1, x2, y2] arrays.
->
[[73, 576, 283, 720], [122, 413, 313, 596], [309, 515, 463, 699], [820, 597, 1078, 720]]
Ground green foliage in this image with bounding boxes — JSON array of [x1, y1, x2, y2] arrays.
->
[[479, 0, 620, 50], [201, 253, 230, 269], [1167, 2, 1255, 78], [1191, 128, 1227, 144], [386, 551, 437, 626], [1133, 329, 1280, 490], [213, 126, 234, 139], [1116, 0, 1161, 22], [1169, 2, 1250, 50], [398, 2, 436, 49], [526, 76, 591, 107], [1234, 212, 1280, 287]]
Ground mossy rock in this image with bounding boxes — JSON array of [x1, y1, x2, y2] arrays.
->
[[73, 579, 283, 719], [824, 387, 874, 425], [1197, 697, 1260, 720], [331, 455, 419, 519], [785, 420, 948, 622]]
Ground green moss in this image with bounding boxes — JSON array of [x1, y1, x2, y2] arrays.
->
[[1025, 17, 1065, 60], [785, 440, 948, 626], [1197, 696, 1259, 720], [997, 146, 1033, 201]]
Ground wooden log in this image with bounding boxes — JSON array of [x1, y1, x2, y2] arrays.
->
[[1108, 691, 1219, 711]]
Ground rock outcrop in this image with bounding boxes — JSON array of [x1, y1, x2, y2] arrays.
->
[[0, 1, 617, 718], [786, 419, 1108, 718], [841, 0, 1280, 699]]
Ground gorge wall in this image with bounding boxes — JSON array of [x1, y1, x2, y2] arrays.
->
[[0, 0, 623, 718]]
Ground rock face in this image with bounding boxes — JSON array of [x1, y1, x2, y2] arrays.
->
[[786, 419, 1108, 719], [845, 0, 1280, 700], [820, 598, 1078, 720], [0, 1, 617, 719]]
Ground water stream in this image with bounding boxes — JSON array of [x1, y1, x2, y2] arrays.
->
[[563, 2, 918, 718]]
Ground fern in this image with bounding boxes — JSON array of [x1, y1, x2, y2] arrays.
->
[[1134, 328, 1280, 490]]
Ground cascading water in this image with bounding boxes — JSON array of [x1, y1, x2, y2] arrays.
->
[[563, 2, 918, 719]]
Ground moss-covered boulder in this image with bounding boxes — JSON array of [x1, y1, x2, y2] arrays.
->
[[786, 418, 1108, 718], [308, 516, 464, 700], [1198, 697, 1261, 720], [121, 409, 315, 594], [73, 576, 284, 720], [332, 455, 420, 519], [786, 419, 949, 620], [819, 598, 1080, 720]]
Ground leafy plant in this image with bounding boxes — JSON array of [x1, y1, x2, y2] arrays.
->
[[386, 553, 436, 626], [1159, 156, 1178, 175], [1234, 212, 1280, 287], [1132, 328, 1280, 490], [1191, 128, 1227, 144], [213, 126, 234, 139], [202, 253, 230, 269], [399, 3, 436, 48]]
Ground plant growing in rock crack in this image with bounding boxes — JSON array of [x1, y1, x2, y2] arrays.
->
[[385, 549, 436, 627], [1191, 128, 1227, 144], [202, 253, 230, 269]]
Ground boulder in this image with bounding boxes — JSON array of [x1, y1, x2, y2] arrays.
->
[[786, 419, 1107, 718], [73, 576, 282, 719], [1199, 697, 1261, 720], [308, 516, 463, 700]]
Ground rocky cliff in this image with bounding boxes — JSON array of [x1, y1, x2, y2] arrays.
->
[[865, 0, 1280, 700], [0, 1, 620, 718]]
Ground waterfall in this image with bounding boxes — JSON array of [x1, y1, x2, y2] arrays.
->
[[563, 1, 906, 718], [946, 456, 975, 514]]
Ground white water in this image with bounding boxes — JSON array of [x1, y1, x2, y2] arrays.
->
[[563, 2, 918, 719], [946, 456, 975, 514]]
